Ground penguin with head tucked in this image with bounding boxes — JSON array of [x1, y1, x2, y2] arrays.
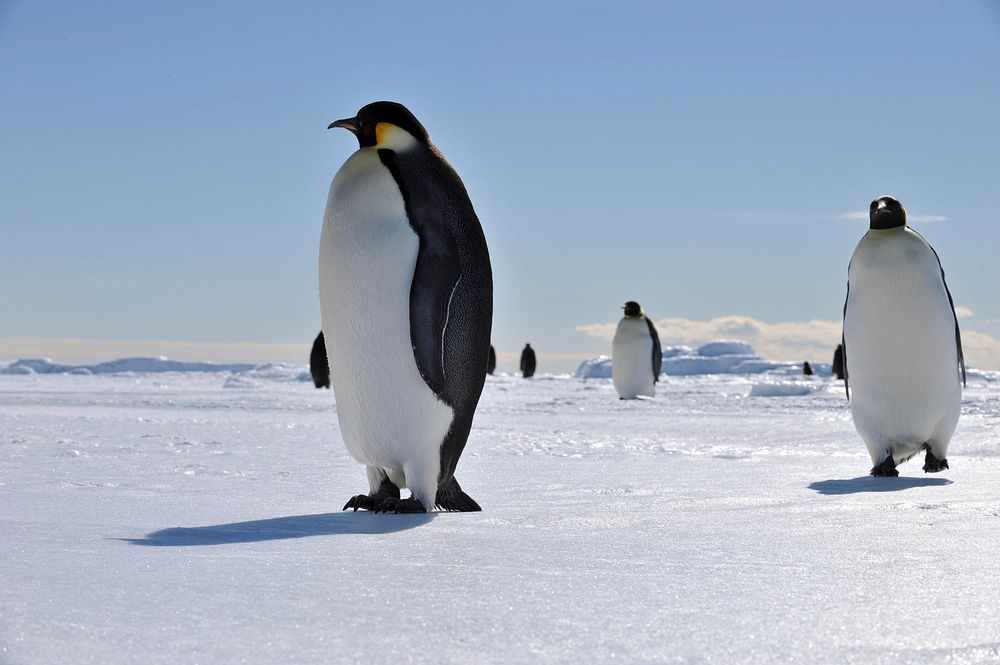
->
[[842, 195, 964, 476], [612, 301, 662, 399], [319, 101, 492, 512]]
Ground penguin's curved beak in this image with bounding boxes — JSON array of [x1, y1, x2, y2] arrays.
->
[[328, 117, 359, 133]]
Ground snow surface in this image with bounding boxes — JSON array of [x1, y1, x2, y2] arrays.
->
[[2, 361, 1000, 664]]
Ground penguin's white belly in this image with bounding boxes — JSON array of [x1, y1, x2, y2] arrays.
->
[[612, 319, 655, 398], [845, 231, 961, 461], [318, 148, 453, 488]]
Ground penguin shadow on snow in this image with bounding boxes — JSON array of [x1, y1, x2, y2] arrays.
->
[[119, 512, 434, 547], [808, 476, 953, 495]]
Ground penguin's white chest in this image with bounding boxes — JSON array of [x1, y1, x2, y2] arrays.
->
[[844, 228, 961, 460], [318, 148, 453, 484], [612, 318, 655, 398]]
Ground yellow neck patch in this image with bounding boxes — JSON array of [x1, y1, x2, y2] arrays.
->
[[375, 122, 418, 151]]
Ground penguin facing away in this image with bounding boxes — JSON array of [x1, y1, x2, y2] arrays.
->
[[319, 101, 493, 513], [520, 344, 536, 378], [612, 301, 662, 399], [486, 345, 496, 375], [309, 331, 330, 389], [842, 195, 965, 476], [832, 344, 845, 381]]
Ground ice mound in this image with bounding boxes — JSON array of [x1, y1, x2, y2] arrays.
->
[[574, 340, 800, 379], [696, 340, 755, 357]]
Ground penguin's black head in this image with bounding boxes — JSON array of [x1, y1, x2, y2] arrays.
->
[[623, 301, 643, 317], [328, 101, 430, 149], [869, 195, 906, 230]]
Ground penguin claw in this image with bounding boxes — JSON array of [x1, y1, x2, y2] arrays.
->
[[870, 454, 899, 477], [373, 497, 427, 514], [923, 451, 949, 473], [343, 494, 374, 511]]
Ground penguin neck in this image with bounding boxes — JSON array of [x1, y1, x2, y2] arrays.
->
[[868, 223, 907, 233]]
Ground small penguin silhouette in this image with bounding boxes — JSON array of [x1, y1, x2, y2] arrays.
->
[[832, 344, 845, 381], [520, 344, 536, 378], [486, 345, 496, 375]]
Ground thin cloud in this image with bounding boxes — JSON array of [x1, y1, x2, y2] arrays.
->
[[835, 211, 869, 221], [955, 306, 974, 319]]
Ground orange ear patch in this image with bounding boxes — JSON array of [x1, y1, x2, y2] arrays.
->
[[375, 122, 393, 145]]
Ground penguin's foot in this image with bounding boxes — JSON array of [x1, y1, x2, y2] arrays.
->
[[343, 479, 401, 511], [923, 450, 949, 473], [373, 497, 427, 514], [343, 494, 374, 511], [870, 454, 899, 477], [435, 477, 482, 512]]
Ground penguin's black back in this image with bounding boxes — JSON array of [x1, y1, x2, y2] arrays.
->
[[487, 345, 496, 375]]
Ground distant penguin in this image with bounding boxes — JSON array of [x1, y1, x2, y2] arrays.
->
[[319, 101, 492, 513], [486, 345, 496, 375], [612, 301, 662, 399], [832, 344, 845, 381], [802, 361, 813, 376], [310, 331, 330, 389], [520, 344, 536, 378], [842, 195, 965, 476]]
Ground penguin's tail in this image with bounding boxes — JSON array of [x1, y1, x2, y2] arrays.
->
[[435, 476, 482, 512]]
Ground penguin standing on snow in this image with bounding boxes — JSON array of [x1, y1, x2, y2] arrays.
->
[[520, 344, 536, 378], [842, 195, 965, 476], [612, 301, 662, 399], [486, 345, 496, 375], [319, 101, 492, 513], [832, 344, 845, 381]]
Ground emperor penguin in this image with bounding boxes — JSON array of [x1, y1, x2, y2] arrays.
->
[[842, 195, 965, 476], [486, 345, 496, 375], [612, 301, 662, 399], [319, 101, 492, 513], [520, 344, 536, 378]]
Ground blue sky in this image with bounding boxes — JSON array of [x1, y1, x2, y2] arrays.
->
[[1, 1, 998, 370]]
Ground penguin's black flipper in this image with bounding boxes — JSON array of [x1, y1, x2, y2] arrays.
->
[[435, 476, 481, 512], [645, 316, 662, 383], [913, 229, 966, 387], [403, 205, 462, 397], [842, 280, 850, 399]]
